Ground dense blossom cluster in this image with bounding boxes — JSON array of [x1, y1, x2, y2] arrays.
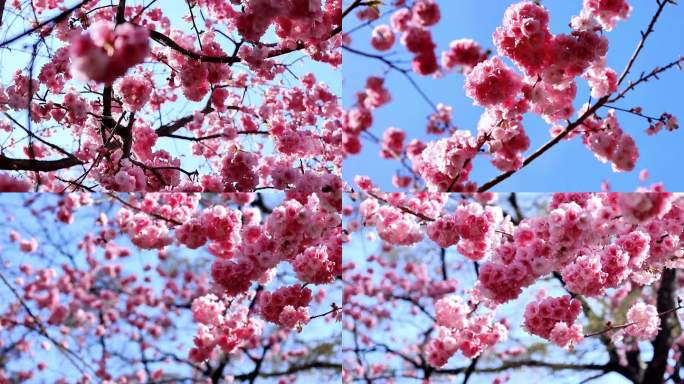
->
[[0, 172, 31, 192], [426, 295, 507, 366], [427, 202, 502, 260], [441, 38, 487, 73], [70, 21, 150, 83], [355, 187, 448, 246], [476, 192, 679, 304], [370, 24, 395, 51], [583, 0, 632, 31], [523, 294, 583, 348], [410, 131, 479, 191], [258, 285, 313, 330], [346, 0, 681, 191], [579, 109, 639, 172], [235, 0, 341, 52], [625, 301, 660, 340], [293, 245, 339, 284], [465, 57, 523, 109], [0, 0, 344, 192], [189, 294, 263, 362], [114, 75, 152, 111], [0, 192, 342, 381], [344, 191, 684, 374], [211, 194, 341, 297]]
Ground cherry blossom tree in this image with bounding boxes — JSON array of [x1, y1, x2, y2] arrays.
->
[[343, 188, 684, 383], [0, 0, 357, 192], [0, 191, 341, 382], [343, 0, 683, 191]]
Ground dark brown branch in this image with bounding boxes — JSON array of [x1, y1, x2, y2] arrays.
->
[[118, 112, 135, 157], [462, 356, 479, 384], [436, 359, 609, 376], [259, 361, 342, 378], [0, 0, 6, 26], [642, 268, 677, 383], [0, 155, 83, 171], [507, 192, 524, 224], [148, 29, 240, 64], [115, 0, 126, 25], [366, 191, 436, 222], [439, 248, 448, 280], [310, 303, 341, 320], [477, 95, 610, 191], [343, 45, 438, 112], [155, 104, 214, 136], [389, 295, 436, 321], [617, 0, 675, 86], [609, 56, 684, 103]]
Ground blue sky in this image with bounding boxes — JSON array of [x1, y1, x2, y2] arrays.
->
[[343, 0, 684, 192]]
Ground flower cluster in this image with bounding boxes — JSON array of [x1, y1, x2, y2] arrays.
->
[[380, 127, 406, 159], [345, 191, 684, 381], [360, 203, 424, 246], [377, 0, 442, 76], [258, 285, 312, 330], [211, 194, 341, 296], [115, 75, 152, 112], [617, 191, 673, 223], [0, 172, 30, 192], [493, 1, 554, 77], [427, 297, 507, 367], [583, 0, 631, 31], [347, 0, 649, 189], [427, 202, 502, 260], [625, 301, 660, 340], [175, 205, 243, 251], [410, 131, 479, 192], [523, 295, 583, 348], [293, 245, 339, 284], [580, 109, 639, 172], [465, 56, 523, 109], [441, 38, 487, 74], [561, 246, 625, 296], [189, 294, 263, 362], [69, 21, 150, 83], [370, 24, 395, 51]]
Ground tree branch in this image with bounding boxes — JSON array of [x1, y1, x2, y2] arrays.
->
[[642, 268, 677, 383], [616, 0, 675, 86], [0, 155, 83, 171]]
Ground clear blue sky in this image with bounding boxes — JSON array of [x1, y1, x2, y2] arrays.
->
[[343, 0, 684, 192]]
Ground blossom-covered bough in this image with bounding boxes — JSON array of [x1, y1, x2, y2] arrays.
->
[[0, 0, 364, 192], [0, 192, 342, 382], [343, 186, 684, 383], [343, 0, 682, 191]]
